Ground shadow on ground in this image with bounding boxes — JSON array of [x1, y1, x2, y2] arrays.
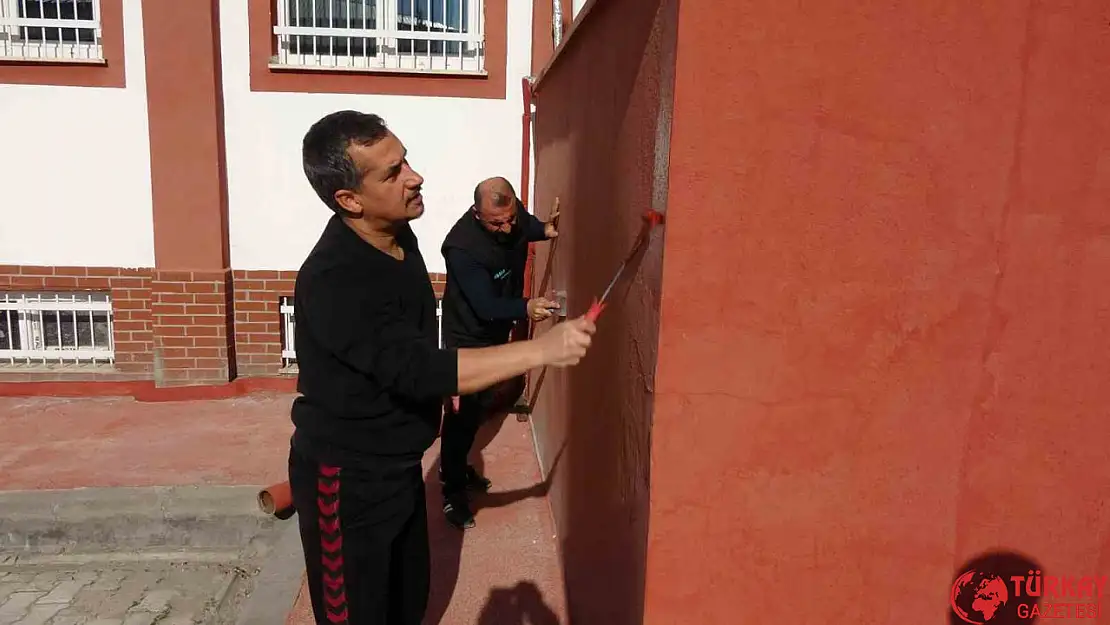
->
[[476, 581, 561, 625], [423, 411, 566, 625]]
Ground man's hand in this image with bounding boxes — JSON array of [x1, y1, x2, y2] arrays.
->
[[544, 197, 560, 239], [544, 213, 559, 239], [535, 315, 596, 367], [527, 297, 560, 322]]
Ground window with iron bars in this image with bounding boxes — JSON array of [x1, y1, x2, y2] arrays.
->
[[272, 0, 484, 74], [0, 292, 114, 366], [278, 295, 444, 368], [0, 0, 102, 62]]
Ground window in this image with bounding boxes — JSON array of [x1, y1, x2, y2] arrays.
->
[[272, 0, 484, 74], [0, 292, 114, 365], [0, 0, 102, 62], [279, 295, 297, 368]]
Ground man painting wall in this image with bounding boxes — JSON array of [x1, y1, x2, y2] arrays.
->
[[289, 113, 595, 624], [438, 176, 561, 529]]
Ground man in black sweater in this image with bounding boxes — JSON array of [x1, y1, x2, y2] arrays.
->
[[288, 111, 596, 625], [437, 177, 560, 529]]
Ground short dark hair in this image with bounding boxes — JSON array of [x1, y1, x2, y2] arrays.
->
[[302, 111, 389, 215]]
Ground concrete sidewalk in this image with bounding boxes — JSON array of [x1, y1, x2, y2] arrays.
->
[[0, 393, 568, 624]]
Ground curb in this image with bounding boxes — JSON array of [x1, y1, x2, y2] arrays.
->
[[234, 521, 305, 625], [0, 376, 297, 402], [0, 485, 275, 554]]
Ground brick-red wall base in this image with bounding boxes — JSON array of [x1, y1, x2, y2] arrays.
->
[[232, 270, 296, 378], [230, 271, 446, 377], [0, 266, 447, 394], [151, 270, 236, 386]]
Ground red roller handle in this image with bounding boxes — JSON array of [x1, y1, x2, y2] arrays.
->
[[585, 297, 607, 323]]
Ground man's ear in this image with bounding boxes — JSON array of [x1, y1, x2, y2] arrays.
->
[[334, 190, 363, 217], [515, 198, 525, 214]]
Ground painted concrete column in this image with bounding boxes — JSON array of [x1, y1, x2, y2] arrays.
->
[[142, 0, 233, 387]]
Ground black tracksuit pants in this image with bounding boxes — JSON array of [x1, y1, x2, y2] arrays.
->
[[289, 445, 429, 625], [439, 374, 524, 496]]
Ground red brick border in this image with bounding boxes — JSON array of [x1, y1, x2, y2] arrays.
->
[[231, 270, 447, 377], [431, 273, 447, 297], [0, 265, 153, 380], [233, 270, 296, 378], [0, 266, 449, 390], [151, 270, 235, 386]]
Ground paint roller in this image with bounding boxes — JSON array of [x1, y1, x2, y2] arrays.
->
[[584, 208, 666, 323]]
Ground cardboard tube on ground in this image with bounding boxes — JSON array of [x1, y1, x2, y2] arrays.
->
[[258, 481, 296, 520]]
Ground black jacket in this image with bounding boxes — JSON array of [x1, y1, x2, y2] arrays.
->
[[290, 215, 458, 469], [440, 202, 548, 348]]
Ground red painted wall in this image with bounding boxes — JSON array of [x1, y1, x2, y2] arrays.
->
[[645, 1, 1110, 624], [529, 0, 678, 622]]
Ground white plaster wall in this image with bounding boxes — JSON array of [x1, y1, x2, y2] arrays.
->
[[0, 3, 153, 268], [220, 0, 534, 273]]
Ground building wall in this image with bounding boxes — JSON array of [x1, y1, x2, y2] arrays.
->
[[0, 1, 154, 269], [528, 0, 677, 622], [1, 1, 527, 389], [644, 1, 1110, 624], [219, 0, 534, 274]]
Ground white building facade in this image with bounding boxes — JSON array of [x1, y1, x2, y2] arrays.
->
[[0, 0, 579, 393]]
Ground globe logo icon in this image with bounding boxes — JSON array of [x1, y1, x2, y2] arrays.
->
[[950, 569, 1009, 624]]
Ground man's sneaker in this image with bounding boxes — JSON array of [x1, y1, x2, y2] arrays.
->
[[439, 465, 492, 493], [443, 495, 476, 530]]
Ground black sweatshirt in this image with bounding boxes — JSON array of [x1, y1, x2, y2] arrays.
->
[[440, 203, 549, 348], [290, 215, 458, 469]]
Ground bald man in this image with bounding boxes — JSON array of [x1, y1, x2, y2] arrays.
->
[[437, 177, 560, 529]]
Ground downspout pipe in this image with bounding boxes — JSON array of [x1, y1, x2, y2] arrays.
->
[[514, 76, 538, 411], [520, 76, 534, 212], [552, 0, 564, 47], [517, 76, 536, 345], [523, 0, 563, 308]]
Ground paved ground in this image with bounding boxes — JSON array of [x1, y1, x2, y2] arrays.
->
[[0, 392, 568, 625], [0, 394, 293, 490], [0, 563, 238, 625], [0, 484, 283, 625]]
